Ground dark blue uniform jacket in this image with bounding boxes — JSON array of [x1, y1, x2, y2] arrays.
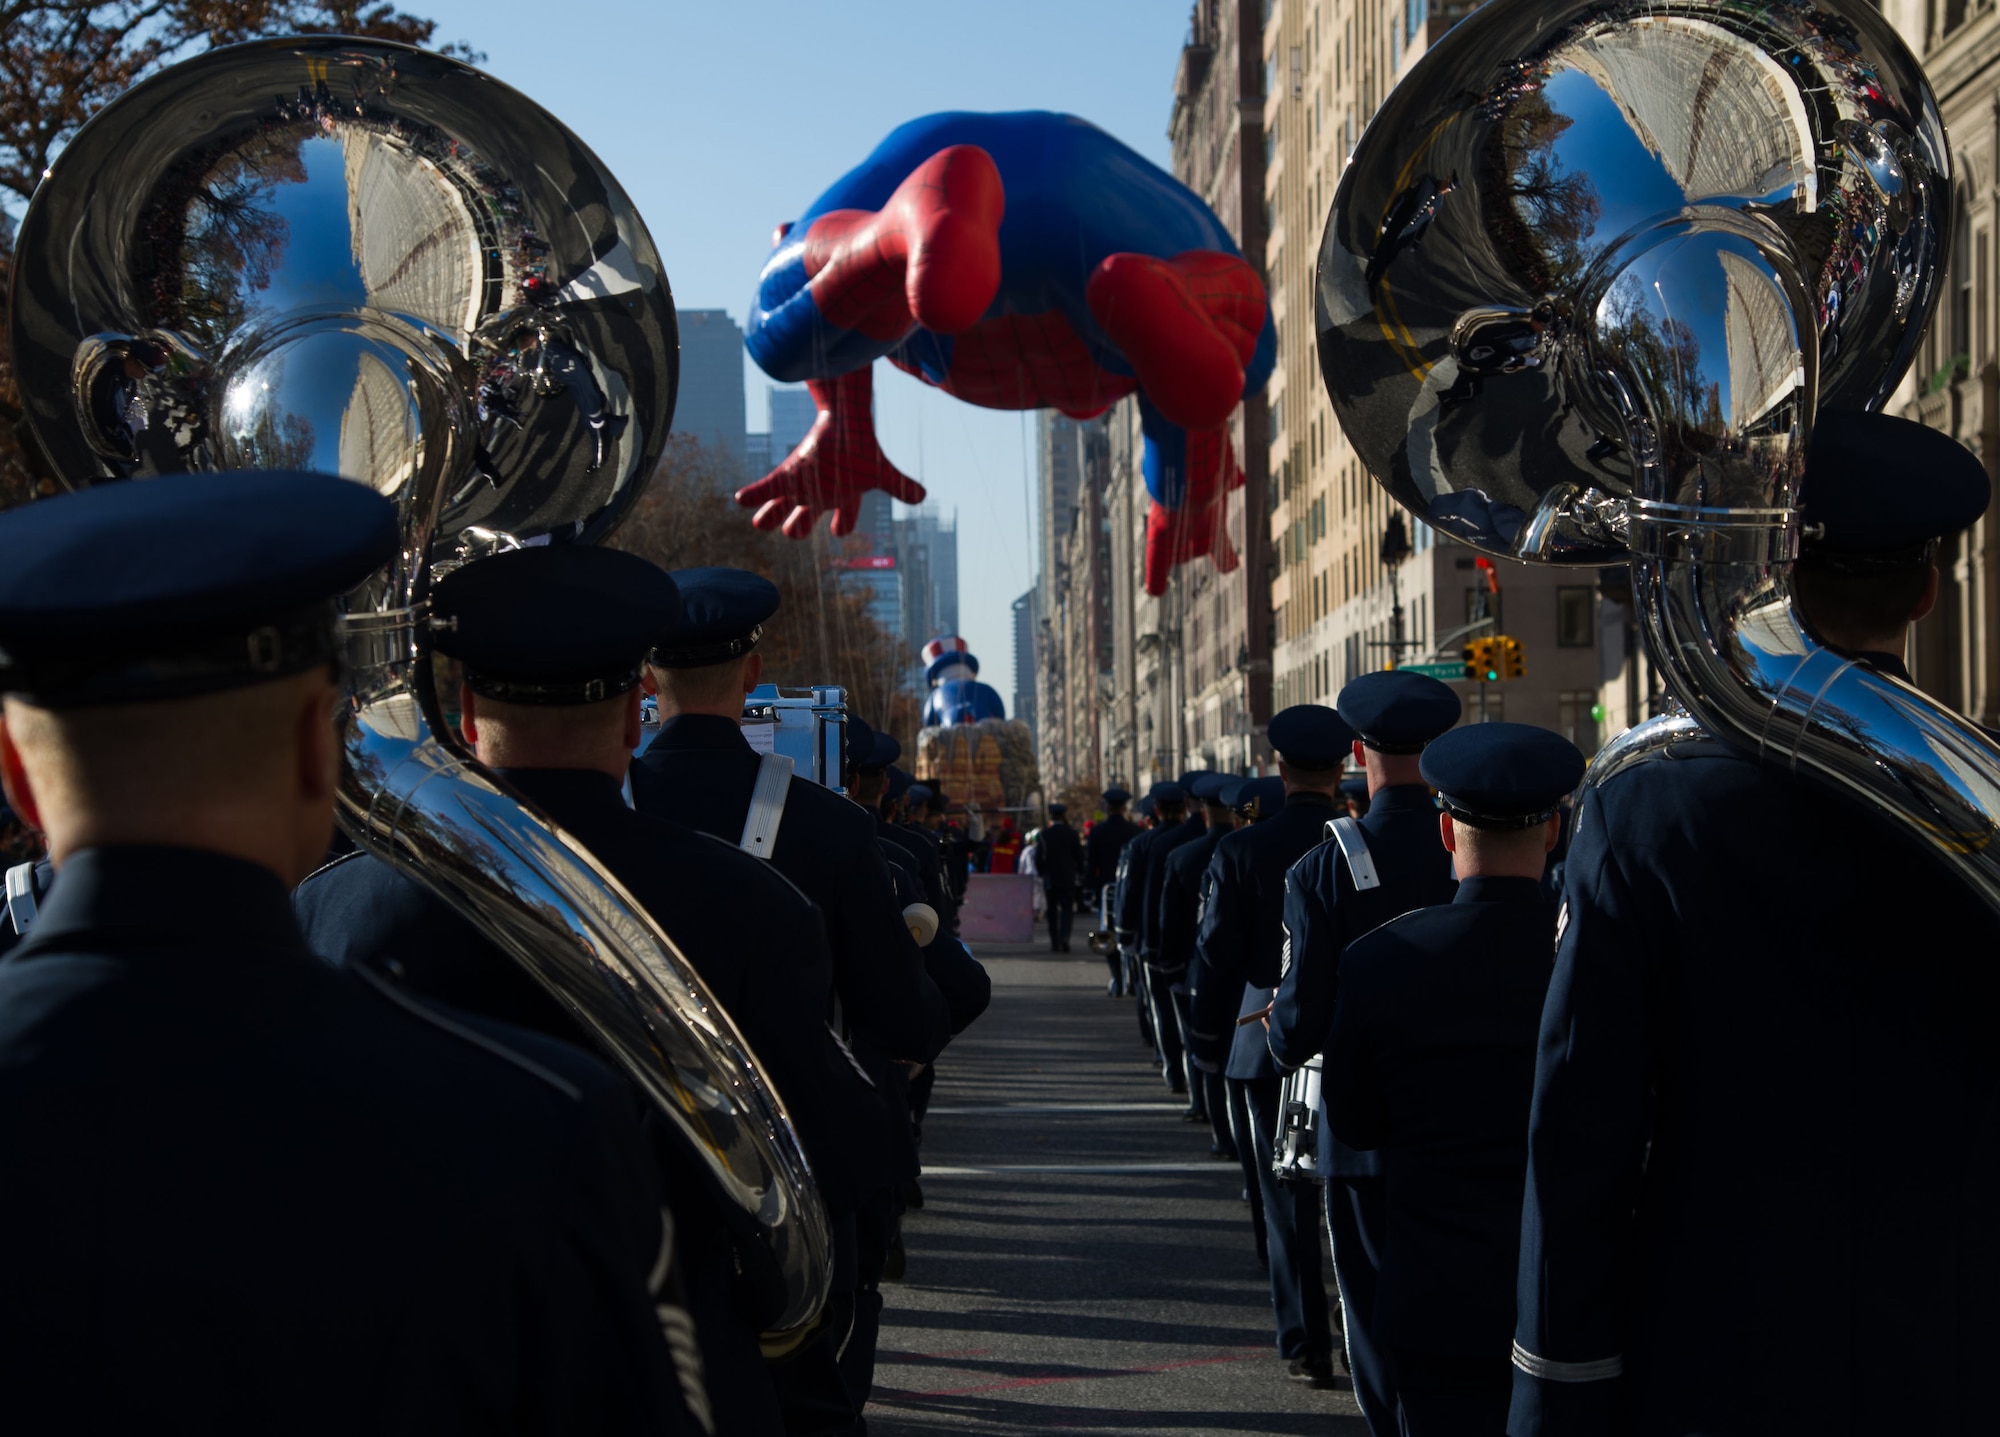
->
[[1139, 814, 1208, 967], [295, 766, 891, 1209], [0, 846, 696, 1434], [1188, 789, 1340, 1079], [1511, 740, 2000, 1437], [1086, 813, 1140, 892], [878, 816, 958, 936], [1157, 823, 1229, 980], [1325, 875, 1555, 1356], [872, 836, 990, 1036], [1271, 783, 1456, 1177], [630, 714, 953, 1063], [1032, 820, 1085, 899], [1113, 824, 1156, 942]]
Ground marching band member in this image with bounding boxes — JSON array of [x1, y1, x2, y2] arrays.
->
[[1158, 773, 1242, 1155], [0, 475, 705, 1433], [1087, 786, 1140, 994], [630, 567, 985, 1426], [1324, 722, 1581, 1435], [1510, 411, 2000, 1436], [1190, 706, 1355, 1388], [1270, 670, 1461, 1436], [295, 543, 877, 1437]]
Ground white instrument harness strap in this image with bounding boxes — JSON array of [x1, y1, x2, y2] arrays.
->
[[5, 862, 37, 937], [1327, 817, 1382, 892], [738, 752, 795, 860]]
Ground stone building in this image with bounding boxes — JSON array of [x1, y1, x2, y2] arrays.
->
[[1050, 427, 1114, 795], [1094, 0, 1274, 795], [1263, 0, 1604, 750], [1880, 0, 2000, 725]]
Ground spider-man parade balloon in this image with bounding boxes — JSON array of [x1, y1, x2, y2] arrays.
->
[[741, 110, 1276, 597]]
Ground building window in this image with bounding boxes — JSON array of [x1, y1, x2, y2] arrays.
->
[[1558, 690, 1601, 755], [1556, 586, 1595, 647]]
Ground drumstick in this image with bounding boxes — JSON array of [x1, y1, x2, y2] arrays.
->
[[1236, 1003, 1274, 1027]]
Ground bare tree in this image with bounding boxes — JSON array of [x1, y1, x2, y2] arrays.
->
[[613, 435, 924, 748]]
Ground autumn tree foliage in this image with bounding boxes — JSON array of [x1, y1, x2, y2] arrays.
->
[[0, 0, 479, 508], [613, 435, 924, 750]]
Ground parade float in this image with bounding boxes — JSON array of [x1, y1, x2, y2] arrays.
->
[[912, 635, 1038, 816]]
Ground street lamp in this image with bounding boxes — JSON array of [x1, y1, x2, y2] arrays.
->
[[1380, 514, 1413, 667]]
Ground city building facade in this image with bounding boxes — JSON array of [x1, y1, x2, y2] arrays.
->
[[1091, 0, 1273, 797], [1882, 0, 2000, 726], [1031, 413, 1093, 790], [1263, 0, 1604, 755], [1013, 588, 1038, 736], [1028, 0, 2000, 789]]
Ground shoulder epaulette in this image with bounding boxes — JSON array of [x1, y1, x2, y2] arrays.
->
[[296, 846, 370, 889], [689, 827, 820, 910], [351, 964, 585, 1101]]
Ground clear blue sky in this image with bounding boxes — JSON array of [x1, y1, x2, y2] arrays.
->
[[416, 0, 1189, 685]]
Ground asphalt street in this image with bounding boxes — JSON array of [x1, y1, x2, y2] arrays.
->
[[866, 941, 1368, 1436]]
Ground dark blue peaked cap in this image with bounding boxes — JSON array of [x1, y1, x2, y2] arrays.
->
[[1420, 722, 1585, 829], [1802, 409, 1990, 563], [1148, 780, 1188, 805], [654, 567, 780, 667], [846, 716, 901, 773], [1177, 769, 1214, 793], [1190, 773, 1238, 802], [846, 715, 876, 770], [434, 546, 679, 705], [1103, 786, 1132, 804], [0, 471, 396, 707], [1338, 670, 1462, 753], [1225, 775, 1287, 817], [1267, 703, 1356, 769], [886, 765, 914, 801]]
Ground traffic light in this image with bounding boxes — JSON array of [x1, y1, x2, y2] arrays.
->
[[1462, 636, 1499, 683], [1497, 635, 1527, 680]]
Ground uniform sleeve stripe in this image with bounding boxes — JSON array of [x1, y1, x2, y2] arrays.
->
[[1511, 1341, 1623, 1382]]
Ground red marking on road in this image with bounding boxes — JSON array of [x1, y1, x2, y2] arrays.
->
[[874, 1346, 1266, 1400], [878, 1346, 995, 1362]]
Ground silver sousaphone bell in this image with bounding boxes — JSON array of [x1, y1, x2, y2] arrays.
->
[[10, 36, 832, 1343], [1320, 0, 2000, 911]]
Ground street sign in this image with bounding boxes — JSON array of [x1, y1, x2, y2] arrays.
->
[[1399, 661, 1470, 681]]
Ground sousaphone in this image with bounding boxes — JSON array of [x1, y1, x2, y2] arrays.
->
[[1320, 0, 2000, 910], [10, 36, 831, 1340]]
